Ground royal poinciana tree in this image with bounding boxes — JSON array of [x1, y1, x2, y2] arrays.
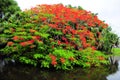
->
[[0, 0, 20, 20], [0, 4, 119, 70]]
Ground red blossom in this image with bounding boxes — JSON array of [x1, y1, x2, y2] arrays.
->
[[69, 57, 75, 61], [32, 36, 41, 40], [20, 42, 27, 47], [7, 41, 14, 46], [30, 29, 36, 33], [71, 29, 77, 35], [58, 40, 61, 45], [41, 17, 47, 21], [49, 54, 57, 66], [13, 36, 19, 41], [91, 46, 96, 50], [20, 40, 34, 47], [66, 26, 71, 30], [62, 29, 66, 34], [60, 58, 65, 63], [27, 40, 34, 44], [49, 54, 56, 60], [24, 4, 108, 54], [62, 36, 67, 41], [51, 61, 57, 66]]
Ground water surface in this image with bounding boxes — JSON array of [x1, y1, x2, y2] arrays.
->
[[0, 59, 120, 80]]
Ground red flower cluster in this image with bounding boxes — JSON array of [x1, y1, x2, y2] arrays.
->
[[27, 4, 108, 50], [7, 41, 14, 46], [13, 36, 19, 41], [69, 57, 75, 61], [30, 29, 36, 33], [32, 36, 41, 40], [60, 57, 65, 64], [13, 36, 24, 41], [49, 54, 57, 66], [20, 40, 34, 47]]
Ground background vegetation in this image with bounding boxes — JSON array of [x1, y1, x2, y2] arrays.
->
[[0, 0, 21, 21]]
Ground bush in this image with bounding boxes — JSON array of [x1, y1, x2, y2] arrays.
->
[[0, 4, 112, 70]]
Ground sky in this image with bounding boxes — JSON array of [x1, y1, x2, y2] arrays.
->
[[15, 0, 120, 36]]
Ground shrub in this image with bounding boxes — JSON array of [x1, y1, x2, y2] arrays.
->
[[0, 4, 111, 70]]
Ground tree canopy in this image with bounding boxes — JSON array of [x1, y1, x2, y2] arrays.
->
[[0, 4, 113, 70], [0, 0, 21, 20]]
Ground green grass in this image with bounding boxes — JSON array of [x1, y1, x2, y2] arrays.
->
[[112, 48, 120, 56]]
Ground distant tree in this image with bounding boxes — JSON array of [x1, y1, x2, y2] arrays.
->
[[0, 0, 21, 20], [97, 27, 119, 53]]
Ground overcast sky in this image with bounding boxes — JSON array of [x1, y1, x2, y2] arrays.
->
[[15, 0, 120, 36]]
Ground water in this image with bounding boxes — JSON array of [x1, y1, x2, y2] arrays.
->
[[107, 61, 120, 80], [0, 59, 120, 80]]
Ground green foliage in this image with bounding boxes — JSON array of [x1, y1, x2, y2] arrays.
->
[[53, 48, 74, 58], [112, 48, 120, 56], [0, 4, 116, 70], [33, 53, 44, 59], [81, 48, 109, 67], [98, 27, 119, 53], [19, 56, 37, 66]]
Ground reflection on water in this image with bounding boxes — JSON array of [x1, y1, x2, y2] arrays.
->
[[0, 60, 119, 80], [0, 60, 5, 72], [107, 61, 120, 80]]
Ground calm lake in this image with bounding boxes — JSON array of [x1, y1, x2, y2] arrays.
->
[[0, 57, 120, 80]]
